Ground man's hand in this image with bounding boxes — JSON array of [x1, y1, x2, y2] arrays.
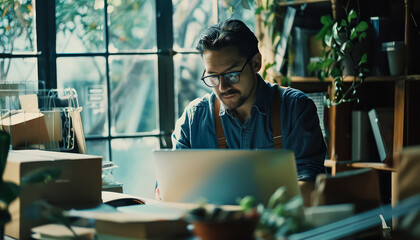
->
[[298, 181, 315, 207]]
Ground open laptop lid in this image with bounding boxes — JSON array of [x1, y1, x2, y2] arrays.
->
[[153, 149, 301, 205]]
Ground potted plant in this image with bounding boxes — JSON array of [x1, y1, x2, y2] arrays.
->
[[185, 186, 307, 240], [185, 197, 260, 240], [308, 8, 369, 107]]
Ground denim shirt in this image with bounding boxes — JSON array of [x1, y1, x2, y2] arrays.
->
[[172, 75, 327, 182]]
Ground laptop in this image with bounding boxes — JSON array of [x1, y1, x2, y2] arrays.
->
[[153, 149, 301, 205]]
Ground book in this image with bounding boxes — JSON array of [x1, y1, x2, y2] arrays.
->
[[31, 224, 95, 240], [95, 218, 189, 239], [352, 111, 379, 161], [368, 108, 394, 163], [275, 6, 296, 73], [291, 27, 318, 77], [94, 204, 191, 239]]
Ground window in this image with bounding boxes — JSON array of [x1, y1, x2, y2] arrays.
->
[[0, 0, 255, 197]]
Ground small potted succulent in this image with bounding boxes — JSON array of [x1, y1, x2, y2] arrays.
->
[[185, 196, 260, 240], [186, 186, 307, 240]]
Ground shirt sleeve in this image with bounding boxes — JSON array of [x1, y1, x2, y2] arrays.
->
[[171, 107, 192, 149], [284, 93, 327, 182]]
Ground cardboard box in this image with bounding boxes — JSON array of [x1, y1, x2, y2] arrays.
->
[[3, 150, 102, 239], [0, 111, 50, 148]]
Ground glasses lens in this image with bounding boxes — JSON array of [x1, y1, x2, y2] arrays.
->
[[204, 76, 219, 87], [223, 72, 240, 84]]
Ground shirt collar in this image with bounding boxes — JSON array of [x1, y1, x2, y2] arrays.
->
[[214, 74, 270, 117]]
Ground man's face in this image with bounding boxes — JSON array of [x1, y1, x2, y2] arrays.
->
[[202, 47, 261, 111]]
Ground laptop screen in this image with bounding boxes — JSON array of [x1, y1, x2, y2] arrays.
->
[[153, 149, 301, 205]]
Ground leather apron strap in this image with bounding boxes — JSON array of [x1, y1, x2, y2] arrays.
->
[[214, 86, 283, 149], [214, 97, 228, 149], [272, 86, 283, 149]]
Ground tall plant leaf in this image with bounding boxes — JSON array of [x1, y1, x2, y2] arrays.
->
[[0, 131, 10, 179]]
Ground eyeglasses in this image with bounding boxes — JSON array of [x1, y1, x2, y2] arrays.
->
[[200, 57, 250, 88]]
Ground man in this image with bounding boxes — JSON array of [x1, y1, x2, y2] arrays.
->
[[169, 19, 326, 204]]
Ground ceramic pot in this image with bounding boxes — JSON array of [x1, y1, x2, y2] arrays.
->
[[193, 217, 259, 240]]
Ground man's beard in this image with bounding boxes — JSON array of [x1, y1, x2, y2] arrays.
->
[[218, 78, 257, 110], [219, 91, 248, 110]]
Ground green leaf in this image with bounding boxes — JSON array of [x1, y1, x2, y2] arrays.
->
[[332, 22, 341, 44], [320, 15, 333, 26], [355, 21, 368, 32], [262, 62, 275, 79], [324, 32, 332, 47], [358, 32, 367, 42], [285, 195, 303, 212], [322, 58, 335, 69], [347, 9, 357, 23], [241, 0, 251, 10], [358, 53, 368, 65], [340, 40, 351, 52], [307, 62, 319, 73], [316, 25, 330, 41], [331, 67, 342, 79], [239, 196, 255, 212], [350, 28, 357, 41], [340, 19, 347, 27], [229, 6, 234, 14], [268, 186, 287, 209], [319, 70, 326, 82], [272, 204, 285, 216], [255, 6, 264, 15]]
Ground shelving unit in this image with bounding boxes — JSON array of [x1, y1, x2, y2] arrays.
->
[[278, 0, 330, 6], [259, 0, 420, 205]]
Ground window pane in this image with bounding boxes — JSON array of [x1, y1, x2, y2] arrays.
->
[[0, 0, 36, 53], [0, 58, 37, 81], [56, 0, 105, 53], [108, 0, 157, 52], [109, 55, 158, 135], [56, 57, 108, 137], [218, 1, 255, 32], [111, 137, 159, 197], [173, 0, 214, 51], [86, 139, 110, 162], [174, 53, 211, 118]]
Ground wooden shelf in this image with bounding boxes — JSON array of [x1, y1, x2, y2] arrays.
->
[[346, 162, 396, 171], [278, 0, 331, 6], [324, 159, 396, 172], [407, 75, 420, 81], [284, 75, 403, 83]]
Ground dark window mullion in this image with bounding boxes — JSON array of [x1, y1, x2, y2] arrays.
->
[[36, 0, 56, 89], [104, 0, 113, 162], [156, 0, 175, 149]]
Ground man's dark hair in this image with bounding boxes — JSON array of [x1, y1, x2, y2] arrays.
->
[[196, 19, 259, 58]]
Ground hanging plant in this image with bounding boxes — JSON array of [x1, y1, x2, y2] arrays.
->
[[308, 8, 369, 107]]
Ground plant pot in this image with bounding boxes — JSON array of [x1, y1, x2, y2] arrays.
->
[[193, 217, 259, 240]]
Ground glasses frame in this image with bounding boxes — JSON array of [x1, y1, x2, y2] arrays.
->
[[200, 57, 250, 88]]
